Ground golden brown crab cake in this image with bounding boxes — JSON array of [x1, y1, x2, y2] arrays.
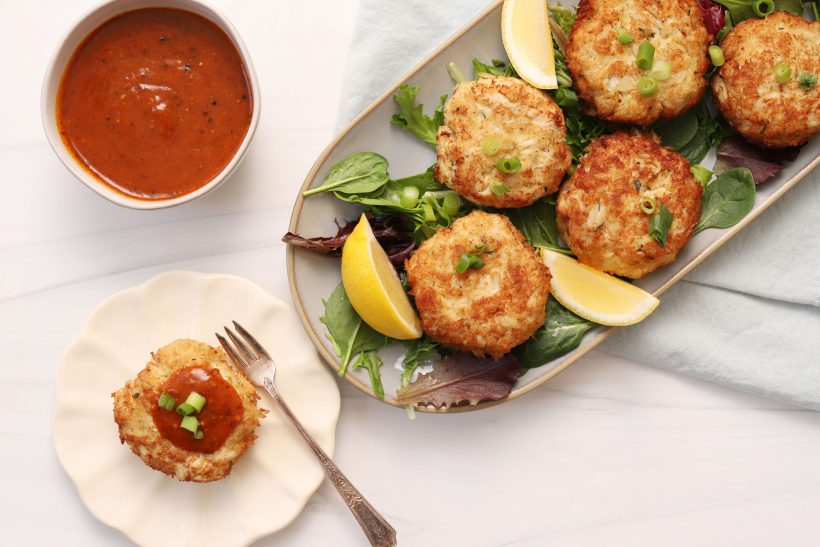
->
[[405, 211, 551, 360], [113, 339, 266, 482], [711, 12, 820, 149], [435, 77, 571, 208], [566, 0, 710, 126], [556, 132, 702, 279]]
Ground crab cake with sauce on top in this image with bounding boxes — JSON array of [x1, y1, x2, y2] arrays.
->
[[113, 339, 266, 482], [556, 132, 702, 279], [405, 211, 551, 360], [435, 77, 572, 208], [711, 12, 820, 149], [566, 0, 710, 126]]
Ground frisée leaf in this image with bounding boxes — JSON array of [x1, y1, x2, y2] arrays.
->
[[391, 84, 447, 147]]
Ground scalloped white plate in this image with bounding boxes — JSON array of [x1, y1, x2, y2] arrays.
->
[[53, 271, 340, 547]]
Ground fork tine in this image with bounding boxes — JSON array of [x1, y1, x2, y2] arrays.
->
[[232, 321, 272, 361], [224, 326, 258, 362], [215, 332, 248, 369]]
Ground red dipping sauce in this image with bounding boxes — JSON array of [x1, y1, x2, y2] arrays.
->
[[56, 8, 253, 200], [151, 366, 244, 453]]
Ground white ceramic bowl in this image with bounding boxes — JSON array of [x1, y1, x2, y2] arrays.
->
[[41, 0, 261, 209]]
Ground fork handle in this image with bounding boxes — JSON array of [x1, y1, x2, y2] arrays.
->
[[264, 379, 397, 547]]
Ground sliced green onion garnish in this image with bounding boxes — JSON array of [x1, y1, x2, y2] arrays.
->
[[176, 402, 195, 416], [180, 415, 199, 433], [798, 72, 817, 90], [640, 196, 657, 214], [184, 391, 206, 413], [637, 76, 659, 96], [454, 254, 472, 274], [490, 181, 510, 196], [752, 0, 774, 17], [554, 88, 578, 107], [422, 203, 435, 222], [442, 192, 461, 216], [690, 164, 713, 187], [496, 157, 522, 173], [774, 61, 791, 84], [157, 392, 176, 411], [708, 45, 725, 67], [447, 61, 467, 84], [481, 136, 500, 155], [636, 41, 655, 70], [650, 60, 672, 81], [400, 185, 420, 208], [193, 429, 204, 440], [614, 27, 634, 45], [384, 189, 401, 204]]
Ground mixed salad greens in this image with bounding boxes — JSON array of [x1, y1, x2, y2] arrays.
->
[[285, 1, 812, 410]]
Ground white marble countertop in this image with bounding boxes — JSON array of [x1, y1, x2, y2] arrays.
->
[[2, 1, 820, 545]]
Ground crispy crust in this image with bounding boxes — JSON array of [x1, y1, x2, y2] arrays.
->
[[711, 12, 820, 149], [567, 0, 710, 126], [112, 339, 266, 482], [435, 77, 572, 208], [405, 211, 551, 359], [556, 132, 702, 279]]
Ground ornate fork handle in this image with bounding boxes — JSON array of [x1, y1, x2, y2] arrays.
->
[[263, 378, 397, 547]]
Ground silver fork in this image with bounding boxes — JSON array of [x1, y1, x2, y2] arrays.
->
[[216, 321, 397, 547]]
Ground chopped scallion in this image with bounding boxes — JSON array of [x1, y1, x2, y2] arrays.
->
[[640, 196, 657, 214], [752, 0, 774, 17], [481, 136, 500, 155], [708, 45, 725, 67], [180, 415, 199, 433], [442, 192, 461, 216], [636, 41, 655, 70], [490, 181, 510, 196], [798, 72, 817, 90], [690, 164, 713, 187], [193, 429, 204, 440], [157, 392, 176, 411], [650, 60, 672, 81], [422, 203, 435, 222], [496, 157, 522, 173], [184, 391, 206, 413], [400, 185, 420, 208], [637, 76, 659, 96], [176, 402, 195, 416], [614, 27, 634, 45], [774, 61, 791, 84]]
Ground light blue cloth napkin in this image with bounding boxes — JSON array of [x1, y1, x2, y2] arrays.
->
[[338, 0, 820, 409]]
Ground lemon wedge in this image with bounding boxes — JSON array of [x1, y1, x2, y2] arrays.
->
[[541, 249, 660, 326], [501, 0, 558, 89], [341, 214, 422, 340]]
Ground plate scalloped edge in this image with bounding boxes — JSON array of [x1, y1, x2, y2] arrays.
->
[[53, 270, 341, 547]]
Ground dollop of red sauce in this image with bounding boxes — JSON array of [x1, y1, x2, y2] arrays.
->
[[56, 8, 252, 200], [151, 366, 244, 453]]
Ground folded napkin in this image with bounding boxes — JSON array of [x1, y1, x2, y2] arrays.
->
[[338, 0, 820, 409]]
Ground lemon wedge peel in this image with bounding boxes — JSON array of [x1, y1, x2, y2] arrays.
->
[[540, 249, 660, 326], [501, 0, 558, 90], [341, 214, 423, 340]]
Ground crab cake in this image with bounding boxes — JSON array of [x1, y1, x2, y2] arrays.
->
[[566, 0, 710, 126], [556, 132, 702, 279], [405, 211, 550, 359], [435, 77, 571, 208], [712, 12, 820, 149], [113, 339, 266, 482]]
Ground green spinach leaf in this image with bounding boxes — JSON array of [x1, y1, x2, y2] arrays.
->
[[513, 298, 598, 369], [653, 100, 732, 165], [320, 283, 392, 377], [391, 84, 447, 147], [649, 202, 673, 246], [303, 152, 389, 196], [694, 167, 756, 232], [500, 198, 571, 254], [653, 108, 699, 150]]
